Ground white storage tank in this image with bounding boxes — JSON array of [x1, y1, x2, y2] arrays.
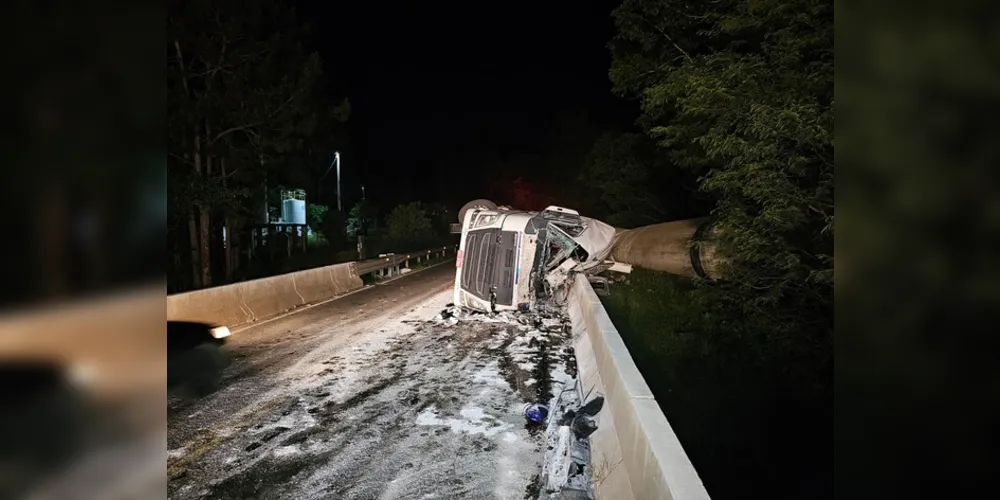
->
[[281, 199, 306, 225]]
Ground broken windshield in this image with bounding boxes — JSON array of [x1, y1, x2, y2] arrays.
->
[[544, 223, 589, 271]]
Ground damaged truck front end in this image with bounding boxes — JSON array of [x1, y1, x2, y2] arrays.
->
[[453, 201, 628, 313]]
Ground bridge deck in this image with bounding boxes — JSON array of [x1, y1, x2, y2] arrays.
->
[[167, 263, 576, 500]]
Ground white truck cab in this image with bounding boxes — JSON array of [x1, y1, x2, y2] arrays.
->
[[453, 200, 623, 313]]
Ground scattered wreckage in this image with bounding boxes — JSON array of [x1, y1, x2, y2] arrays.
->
[[433, 302, 606, 500], [446, 199, 721, 498], [451, 199, 632, 314], [445, 198, 628, 498]]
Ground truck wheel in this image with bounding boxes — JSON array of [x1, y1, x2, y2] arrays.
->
[[458, 199, 497, 223]]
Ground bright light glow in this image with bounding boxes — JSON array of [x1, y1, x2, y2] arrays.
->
[[68, 362, 97, 387], [210, 326, 231, 339]]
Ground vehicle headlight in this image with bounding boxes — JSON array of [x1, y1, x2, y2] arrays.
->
[[67, 362, 97, 387], [210, 326, 232, 339]]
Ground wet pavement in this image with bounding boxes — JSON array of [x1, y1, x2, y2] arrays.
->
[[167, 263, 577, 500]]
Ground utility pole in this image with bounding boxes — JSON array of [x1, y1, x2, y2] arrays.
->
[[335, 151, 342, 212], [357, 184, 367, 261], [610, 218, 724, 280]]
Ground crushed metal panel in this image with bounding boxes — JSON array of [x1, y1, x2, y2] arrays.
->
[[546, 259, 579, 292], [572, 217, 617, 268], [545, 223, 584, 270]]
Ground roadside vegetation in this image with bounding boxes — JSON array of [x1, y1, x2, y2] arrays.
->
[[588, 1, 833, 498], [600, 269, 831, 500], [228, 201, 455, 285]]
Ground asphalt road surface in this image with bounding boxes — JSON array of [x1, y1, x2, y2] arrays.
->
[[168, 262, 577, 500]]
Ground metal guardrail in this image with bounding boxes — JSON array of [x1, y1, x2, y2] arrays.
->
[[353, 245, 458, 277]]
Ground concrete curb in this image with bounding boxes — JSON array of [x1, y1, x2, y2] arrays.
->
[[230, 257, 456, 334], [567, 274, 710, 500], [167, 262, 362, 328]]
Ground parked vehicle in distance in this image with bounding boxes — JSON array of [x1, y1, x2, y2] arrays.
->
[[452, 199, 630, 313], [168, 321, 231, 398]]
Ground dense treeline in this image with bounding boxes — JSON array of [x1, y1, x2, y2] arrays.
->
[[597, 0, 834, 346], [587, 1, 833, 499], [567, 0, 834, 369], [168, 0, 350, 291]]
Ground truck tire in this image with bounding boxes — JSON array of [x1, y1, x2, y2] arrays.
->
[[458, 199, 497, 224]]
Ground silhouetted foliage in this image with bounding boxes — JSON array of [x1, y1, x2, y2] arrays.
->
[[386, 202, 435, 251], [167, 0, 349, 290], [320, 210, 347, 250], [602, 1, 833, 499], [610, 0, 833, 340]]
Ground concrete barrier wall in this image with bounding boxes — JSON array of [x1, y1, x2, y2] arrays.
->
[[568, 274, 711, 500], [167, 262, 362, 327]]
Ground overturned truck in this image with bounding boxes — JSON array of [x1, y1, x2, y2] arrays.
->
[[451, 199, 722, 313]]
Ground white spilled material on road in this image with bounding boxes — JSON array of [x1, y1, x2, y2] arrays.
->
[[415, 405, 513, 437], [169, 280, 582, 500], [472, 362, 509, 387]]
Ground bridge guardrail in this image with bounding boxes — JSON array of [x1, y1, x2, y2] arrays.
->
[[568, 273, 710, 500], [354, 245, 458, 277]]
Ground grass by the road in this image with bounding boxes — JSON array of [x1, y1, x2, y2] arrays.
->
[[599, 269, 831, 500]]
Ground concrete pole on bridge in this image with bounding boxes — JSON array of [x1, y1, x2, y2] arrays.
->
[[610, 217, 726, 281]]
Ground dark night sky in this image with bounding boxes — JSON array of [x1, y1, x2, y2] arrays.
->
[[291, 0, 633, 210]]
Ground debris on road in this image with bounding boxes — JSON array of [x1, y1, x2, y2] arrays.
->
[[168, 286, 595, 500], [435, 299, 597, 500], [523, 403, 549, 424], [536, 380, 603, 500]]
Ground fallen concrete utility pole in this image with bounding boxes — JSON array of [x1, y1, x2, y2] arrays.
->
[[610, 217, 724, 281]]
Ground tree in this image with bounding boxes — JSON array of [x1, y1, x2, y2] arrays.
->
[[320, 209, 347, 250], [581, 130, 706, 227], [385, 202, 434, 251], [609, 0, 833, 338], [581, 131, 666, 227], [168, 0, 342, 289], [607, 4, 833, 498], [349, 199, 376, 222], [307, 203, 328, 230], [423, 202, 456, 238]]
